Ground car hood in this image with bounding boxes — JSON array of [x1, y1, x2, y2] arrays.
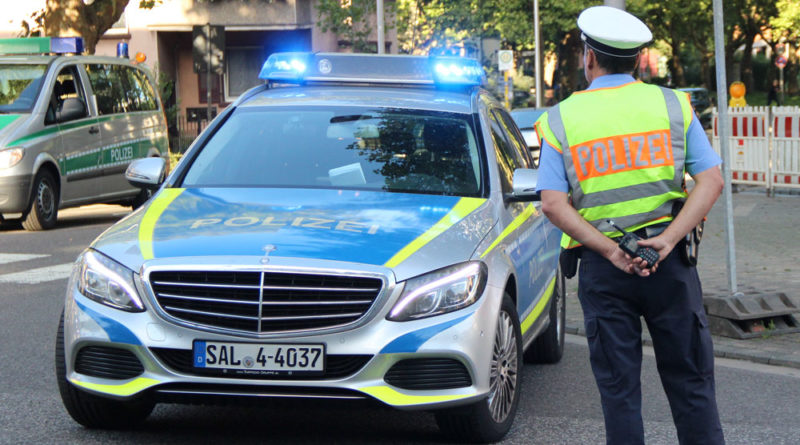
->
[[92, 187, 493, 279]]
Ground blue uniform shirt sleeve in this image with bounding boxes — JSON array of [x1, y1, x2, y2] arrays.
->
[[685, 114, 721, 176], [535, 139, 569, 193]]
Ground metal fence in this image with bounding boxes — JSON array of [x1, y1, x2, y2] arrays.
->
[[170, 114, 211, 154]]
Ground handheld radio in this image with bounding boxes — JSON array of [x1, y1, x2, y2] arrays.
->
[[606, 220, 660, 266]]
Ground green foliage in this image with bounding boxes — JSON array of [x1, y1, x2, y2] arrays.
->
[[316, 0, 378, 52]]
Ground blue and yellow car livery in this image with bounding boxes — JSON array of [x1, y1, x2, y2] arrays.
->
[[57, 53, 563, 442]]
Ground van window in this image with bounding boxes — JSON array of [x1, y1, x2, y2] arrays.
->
[[45, 66, 88, 125], [84, 64, 158, 115], [0, 64, 47, 113]]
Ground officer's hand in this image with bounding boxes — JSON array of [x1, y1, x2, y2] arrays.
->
[[635, 235, 675, 272], [607, 247, 646, 276]]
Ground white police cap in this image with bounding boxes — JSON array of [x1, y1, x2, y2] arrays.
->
[[578, 6, 652, 57]]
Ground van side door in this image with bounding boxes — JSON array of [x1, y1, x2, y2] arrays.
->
[[83, 64, 166, 201], [46, 64, 103, 205]]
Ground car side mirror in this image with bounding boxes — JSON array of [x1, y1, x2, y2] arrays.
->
[[56, 98, 87, 123], [507, 168, 540, 202], [126, 157, 166, 190]]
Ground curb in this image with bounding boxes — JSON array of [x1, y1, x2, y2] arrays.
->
[[566, 322, 800, 370]]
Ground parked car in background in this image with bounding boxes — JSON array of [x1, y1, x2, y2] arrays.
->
[[510, 107, 546, 166], [0, 37, 169, 230], [679, 87, 712, 130]]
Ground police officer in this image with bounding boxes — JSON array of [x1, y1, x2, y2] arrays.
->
[[534, 6, 725, 444]]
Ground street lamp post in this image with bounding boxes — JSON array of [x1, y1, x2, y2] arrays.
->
[[534, 0, 542, 108], [377, 0, 385, 54], [604, 0, 626, 9]]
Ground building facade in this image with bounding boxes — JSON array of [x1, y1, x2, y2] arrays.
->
[[0, 0, 398, 150]]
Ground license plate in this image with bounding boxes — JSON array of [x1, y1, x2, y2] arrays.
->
[[193, 341, 325, 375]]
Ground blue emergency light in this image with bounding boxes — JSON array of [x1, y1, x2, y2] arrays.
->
[[0, 37, 84, 55], [258, 52, 309, 81], [258, 52, 485, 87]]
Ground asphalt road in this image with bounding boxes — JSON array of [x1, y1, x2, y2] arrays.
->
[[2, 205, 800, 444]]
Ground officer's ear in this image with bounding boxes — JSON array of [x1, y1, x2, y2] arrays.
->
[[584, 46, 596, 71]]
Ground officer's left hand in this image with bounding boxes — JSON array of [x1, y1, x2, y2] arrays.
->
[[634, 235, 675, 273]]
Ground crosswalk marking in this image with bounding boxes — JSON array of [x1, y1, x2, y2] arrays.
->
[[0, 263, 74, 284], [0, 253, 49, 266]]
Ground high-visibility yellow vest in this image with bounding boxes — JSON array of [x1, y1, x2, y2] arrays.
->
[[535, 81, 693, 249]]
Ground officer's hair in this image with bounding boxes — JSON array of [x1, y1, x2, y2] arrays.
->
[[588, 45, 639, 74]]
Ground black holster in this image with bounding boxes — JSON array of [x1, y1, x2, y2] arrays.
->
[[673, 200, 703, 267], [559, 247, 581, 278]]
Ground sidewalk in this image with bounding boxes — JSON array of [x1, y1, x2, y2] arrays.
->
[[564, 188, 800, 369]]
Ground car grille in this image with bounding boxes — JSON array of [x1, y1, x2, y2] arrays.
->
[[151, 348, 372, 380], [384, 358, 472, 390], [74, 346, 144, 380], [148, 270, 383, 334]]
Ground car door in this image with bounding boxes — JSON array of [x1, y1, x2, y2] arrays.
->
[[487, 107, 548, 318], [47, 64, 103, 204], [496, 108, 561, 275]]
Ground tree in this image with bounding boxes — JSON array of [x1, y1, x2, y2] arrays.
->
[[629, 0, 714, 88], [21, 1, 159, 54], [770, 0, 800, 94], [721, 0, 778, 92], [316, 0, 380, 53]]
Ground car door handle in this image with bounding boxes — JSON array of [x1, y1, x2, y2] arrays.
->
[[88, 126, 99, 135]]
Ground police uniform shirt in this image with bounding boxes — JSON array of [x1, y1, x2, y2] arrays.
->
[[536, 74, 722, 193]]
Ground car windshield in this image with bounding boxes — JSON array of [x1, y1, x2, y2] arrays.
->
[[510, 109, 544, 129], [0, 64, 47, 113], [181, 106, 483, 197]]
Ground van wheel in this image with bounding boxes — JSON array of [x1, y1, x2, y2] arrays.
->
[[524, 268, 566, 364], [435, 293, 522, 443], [55, 311, 154, 428], [22, 170, 59, 231]]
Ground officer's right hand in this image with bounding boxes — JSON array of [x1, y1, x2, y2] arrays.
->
[[606, 247, 649, 276]]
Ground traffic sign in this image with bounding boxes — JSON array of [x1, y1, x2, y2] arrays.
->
[[498, 50, 513, 71], [776, 56, 787, 69]]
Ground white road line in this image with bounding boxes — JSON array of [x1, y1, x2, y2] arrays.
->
[[0, 253, 49, 266], [0, 263, 74, 284]]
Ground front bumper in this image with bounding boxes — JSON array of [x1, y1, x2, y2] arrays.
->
[[62, 270, 504, 410], [0, 173, 32, 213]]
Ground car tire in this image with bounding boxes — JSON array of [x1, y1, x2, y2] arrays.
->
[[524, 267, 566, 364], [435, 293, 522, 443], [22, 169, 59, 231], [55, 311, 154, 429]]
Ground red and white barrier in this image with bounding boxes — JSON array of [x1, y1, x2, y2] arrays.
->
[[713, 106, 800, 192], [772, 107, 800, 189], [712, 106, 770, 187]]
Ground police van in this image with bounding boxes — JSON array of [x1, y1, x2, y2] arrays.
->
[[56, 52, 564, 442], [0, 37, 168, 230]]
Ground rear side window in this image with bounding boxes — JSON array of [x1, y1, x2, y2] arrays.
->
[[84, 64, 158, 115]]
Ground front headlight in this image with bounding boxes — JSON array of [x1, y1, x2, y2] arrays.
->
[[388, 261, 487, 321], [77, 250, 144, 312], [0, 148, 23, 169]]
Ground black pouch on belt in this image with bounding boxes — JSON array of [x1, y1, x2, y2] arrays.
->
[[559, 247, 580, 278], [672, 200, 703, 267]]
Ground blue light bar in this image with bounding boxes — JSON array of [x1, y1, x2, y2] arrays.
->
[[50, 37, 84, 54], [431, 57, 485, 86], [258, 52, 310, 81], [258, 52, 486, 88]]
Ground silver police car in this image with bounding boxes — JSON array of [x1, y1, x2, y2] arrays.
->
[[56, 53, 564, 442]]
